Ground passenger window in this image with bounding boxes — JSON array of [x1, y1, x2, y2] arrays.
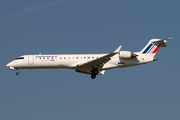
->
[[64, 57, 66, 59], [76, 57, 78, 59], [60, 57, 61, 59], [84, 57, 86, 59]]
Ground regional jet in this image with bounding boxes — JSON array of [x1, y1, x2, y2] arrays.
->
[[6, 38, 171, 79]]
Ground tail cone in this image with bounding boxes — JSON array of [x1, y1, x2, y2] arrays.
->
[[153, 57, 158, 61]]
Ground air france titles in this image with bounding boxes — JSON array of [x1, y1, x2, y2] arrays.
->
[[36, 55, 57, 61]]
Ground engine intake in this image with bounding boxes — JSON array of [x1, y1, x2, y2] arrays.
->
[[119, 51, 137, 59]]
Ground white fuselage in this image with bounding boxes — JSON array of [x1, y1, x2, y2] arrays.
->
[[6, 53, 154, 71]]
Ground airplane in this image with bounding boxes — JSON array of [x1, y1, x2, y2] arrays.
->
[[6, 38, 171, 79]]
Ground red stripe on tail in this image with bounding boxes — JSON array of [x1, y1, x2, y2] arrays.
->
[[152, 44, 161, 53]]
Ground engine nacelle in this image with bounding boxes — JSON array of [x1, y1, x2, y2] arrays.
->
[[119, 51, 137, 59]]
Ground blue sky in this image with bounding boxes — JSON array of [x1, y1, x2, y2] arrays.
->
[[1, 0, 180, 120]]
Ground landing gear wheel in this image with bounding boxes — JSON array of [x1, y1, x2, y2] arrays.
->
[[91, 74, 96, 79], [91, 68, 99, 79], [15, 69, 19, 75]]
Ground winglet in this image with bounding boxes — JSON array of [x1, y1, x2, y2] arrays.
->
[[114, 46, 122, 53]]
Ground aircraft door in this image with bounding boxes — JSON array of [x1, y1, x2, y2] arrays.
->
[[28, 55, 34, 65]]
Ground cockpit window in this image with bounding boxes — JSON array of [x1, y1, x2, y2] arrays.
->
[[15, 57, 24, 60]]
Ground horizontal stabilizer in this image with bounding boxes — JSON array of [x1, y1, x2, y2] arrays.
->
[[150, 37, 173, 43], [150, 37, 173, 47]]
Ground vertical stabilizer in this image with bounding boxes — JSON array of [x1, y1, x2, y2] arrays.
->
[[140, 38, 172, 56]]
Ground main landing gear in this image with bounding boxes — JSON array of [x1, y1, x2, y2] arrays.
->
[[91, 74, 96, 79], [91, 68, 99, 79]]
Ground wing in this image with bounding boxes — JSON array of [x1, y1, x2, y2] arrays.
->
[[76, 46, 121, 74]]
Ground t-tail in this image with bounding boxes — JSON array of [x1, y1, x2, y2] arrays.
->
[[140, 38, 172, 58]]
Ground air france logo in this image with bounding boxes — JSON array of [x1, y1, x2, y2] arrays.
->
[[36, 55, 58, 61], [142, 44, 161, 54]]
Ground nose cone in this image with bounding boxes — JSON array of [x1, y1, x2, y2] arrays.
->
[[6, 62, 15, 70], [6, 63, 10, 67]]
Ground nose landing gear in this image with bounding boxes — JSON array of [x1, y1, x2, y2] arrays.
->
[[16, 72, 19, 75], [15, 69, 19, 75]]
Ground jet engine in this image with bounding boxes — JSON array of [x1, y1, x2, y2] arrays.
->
[[119, 51, 137, 59]]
